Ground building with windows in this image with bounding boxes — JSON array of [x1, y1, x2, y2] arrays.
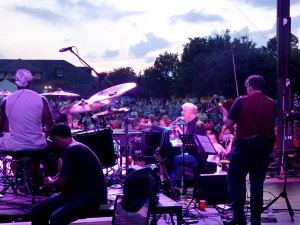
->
[[0, 59, 100, 98]]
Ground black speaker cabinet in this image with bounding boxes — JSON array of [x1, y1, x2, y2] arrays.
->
[[73, 129, 116, 168], [193, 173, 230, 205]]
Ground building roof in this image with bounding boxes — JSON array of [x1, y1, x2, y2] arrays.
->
[[0, 79, 17, 99], [0, 59, 100, 98]]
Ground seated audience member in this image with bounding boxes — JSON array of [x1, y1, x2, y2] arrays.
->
[[203, 119, 215, 131], [121, 118, 133, 130], [293, 121, 300, 162], [77, 112, 98, 130], [147, 114, 159, 126], [31, 123, 107, 225], [206, 128, 233, 172], [105, 116, 118, 129], [159, 119, 167, 127], [218, 124, 236, 159], [51, 100, 67, 124]]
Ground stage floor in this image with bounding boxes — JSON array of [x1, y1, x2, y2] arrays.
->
[[0, 174, 299, 225]]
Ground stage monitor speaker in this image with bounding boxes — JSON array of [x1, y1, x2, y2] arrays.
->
[[193, 173, 230, 205], [122, 165, 159, 212]]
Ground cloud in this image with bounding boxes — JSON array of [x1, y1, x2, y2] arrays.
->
[[86, 51, 98, 60], [170, 9, 224, 24], [238, 0, 276, 8], [58, 0, 142, 21], [292, 15, 300, 32], [234, 25, 276, 46], [14, 6, 62, 22], [145, 57, 156, 64], [129, 33, 170, 58], [210, 25, 276, 47], [239, 0, 298, 8], [103, 49, 119, 58]]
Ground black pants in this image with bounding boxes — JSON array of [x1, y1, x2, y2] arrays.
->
[[227, 137, 274, 225]]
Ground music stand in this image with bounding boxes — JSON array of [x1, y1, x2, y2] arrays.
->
[[179, 134, 217, 156], [181, 134, 217, 217]]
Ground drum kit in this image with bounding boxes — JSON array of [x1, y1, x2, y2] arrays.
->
[[41, 83, 136, 116], [41, 83, 137, 178], [41, 87, 80, 97]]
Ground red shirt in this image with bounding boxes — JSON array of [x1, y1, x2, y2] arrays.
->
[[228, 92, 276, 139]]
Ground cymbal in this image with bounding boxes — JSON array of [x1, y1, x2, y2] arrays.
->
[[0, 89, 11, 96], [60, 99, 107, 114], [41, 88, 79, 97], [94, 107, 129, 116], [89, 83, 136, 102]]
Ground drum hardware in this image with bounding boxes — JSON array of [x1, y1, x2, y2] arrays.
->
[[104, 115, 143, 186], [94, 107, 129, 117], [60, 99, 108, 115], [0, 89, 11, 96], [40, 88, 80, 97]]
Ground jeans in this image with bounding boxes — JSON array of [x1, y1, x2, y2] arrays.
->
[[227, 137, 274, 225], [31, 192, 101, 225], [168, 153, 198, 186]]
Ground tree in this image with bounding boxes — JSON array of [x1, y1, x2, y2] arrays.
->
[[176, 30, 278, 99], [139, 52, 180, 98]]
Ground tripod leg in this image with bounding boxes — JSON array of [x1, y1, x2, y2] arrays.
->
[[281, 191, 294, 222], [182, 197, 196, 218], [181, 175, 187, 195]]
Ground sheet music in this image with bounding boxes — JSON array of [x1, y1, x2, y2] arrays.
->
[[194, 134, 217, 154]]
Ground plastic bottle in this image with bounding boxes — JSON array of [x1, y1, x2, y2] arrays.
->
[[266, 198, 273, 218]]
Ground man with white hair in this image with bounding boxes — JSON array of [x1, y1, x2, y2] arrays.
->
[[168, 102, 206, 191], [0, 69, 54, 150]]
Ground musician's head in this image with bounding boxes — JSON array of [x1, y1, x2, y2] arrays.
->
[[245, 75, 265, 93], [181, 103, 197, 122], [15, 69, 33, 89], [50, 123, 72, 147]]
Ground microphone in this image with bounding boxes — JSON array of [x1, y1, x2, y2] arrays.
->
[[172, 117, 185, 125], [59, 46, 73, 52], [174, 116, 183, 122]]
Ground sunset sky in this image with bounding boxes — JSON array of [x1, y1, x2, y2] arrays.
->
[[0, 0, 299, 74]]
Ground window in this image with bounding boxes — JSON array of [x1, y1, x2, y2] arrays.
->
[[55, 68, 64, 77], [34, 72, 42, 79], [0, 73, 5, 79]]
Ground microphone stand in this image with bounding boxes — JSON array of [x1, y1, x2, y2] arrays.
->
[[180, 122, 187, 195], [67, 47, 113, 87], [261, 112, 294, 222], [123, 115, 130, 176]]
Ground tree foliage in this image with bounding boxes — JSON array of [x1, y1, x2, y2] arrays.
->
[[100, 30, 300, 101]]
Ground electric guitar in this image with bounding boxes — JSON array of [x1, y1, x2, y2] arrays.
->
[[154, 149, 180, 200]]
